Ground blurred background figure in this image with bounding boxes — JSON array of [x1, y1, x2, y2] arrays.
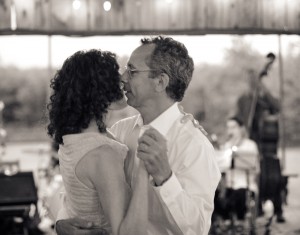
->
[[213, 116, 259, 233], [235, 53, 280, 157], [235, 53, 286, 223]]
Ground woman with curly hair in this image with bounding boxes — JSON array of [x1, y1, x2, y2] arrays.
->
[[47, 49, 148, 235]]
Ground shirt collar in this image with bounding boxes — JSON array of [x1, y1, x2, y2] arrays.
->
[[147, 102, 181, 137], [135, 114, 144, 128]]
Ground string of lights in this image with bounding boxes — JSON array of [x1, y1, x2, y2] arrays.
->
[[72, 0, 174, 12]]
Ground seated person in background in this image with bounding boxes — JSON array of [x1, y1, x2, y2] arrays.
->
[[215, 116, 259, 222]]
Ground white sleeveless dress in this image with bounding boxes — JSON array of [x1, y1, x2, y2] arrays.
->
[[58, 132, 128, 233]]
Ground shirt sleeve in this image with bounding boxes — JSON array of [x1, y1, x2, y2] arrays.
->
[[153, 134, 221, 235], [238, 139, 260, 173]]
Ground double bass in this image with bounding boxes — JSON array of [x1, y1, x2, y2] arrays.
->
[[247, 52, 280, 158], [247, 53, 282, 204]]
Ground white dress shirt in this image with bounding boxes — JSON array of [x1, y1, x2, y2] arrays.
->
[[110, 103, 221, 235], [57, 103, 221, 235], [221, 139, 259, 192]]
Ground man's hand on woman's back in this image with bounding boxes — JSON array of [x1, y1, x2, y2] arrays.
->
[[56, 218, 108, 235]]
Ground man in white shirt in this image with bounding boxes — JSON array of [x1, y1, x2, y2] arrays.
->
[[214, 116, 259, 223], [56, 36, 221, 235], [223, 117, 259, 192]]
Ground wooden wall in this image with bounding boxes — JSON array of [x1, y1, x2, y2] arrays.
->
[[0, 0, 299, 35]]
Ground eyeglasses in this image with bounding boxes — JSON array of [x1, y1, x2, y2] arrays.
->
[[124, 65, 156, 79]]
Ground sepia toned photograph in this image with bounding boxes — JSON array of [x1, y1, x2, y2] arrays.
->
[[0, 0, 299, 234]]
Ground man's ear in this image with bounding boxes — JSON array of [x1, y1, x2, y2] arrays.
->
[[154, 73, 169, 92]]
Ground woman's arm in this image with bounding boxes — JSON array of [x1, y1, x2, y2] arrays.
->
[[118, 160, 148, 235], [81, 145, 148, 235]]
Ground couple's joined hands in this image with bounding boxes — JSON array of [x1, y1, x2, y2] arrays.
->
[[137, 127, 172, 186]]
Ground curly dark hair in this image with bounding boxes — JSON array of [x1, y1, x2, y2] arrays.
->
[[141, 36, 194, 102], [47, 49, 123, 144]]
